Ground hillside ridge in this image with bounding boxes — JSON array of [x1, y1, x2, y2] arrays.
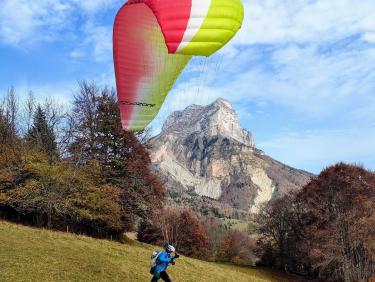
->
[[0, 221, 304, 282]]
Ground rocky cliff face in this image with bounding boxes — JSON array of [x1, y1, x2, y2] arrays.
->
[[149, 99, 312, 216], [161, 99, 254, 147]]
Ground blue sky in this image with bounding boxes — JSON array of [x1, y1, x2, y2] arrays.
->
[[0, 0, 375, 173]]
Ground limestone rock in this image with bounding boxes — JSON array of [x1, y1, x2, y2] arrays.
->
[[149, 99, 312, 216]]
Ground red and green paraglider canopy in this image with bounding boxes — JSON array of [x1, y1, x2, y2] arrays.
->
[[113, 0, 244, 131]]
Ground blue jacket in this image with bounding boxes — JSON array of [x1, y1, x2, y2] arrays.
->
[[155, 251, 174, 272]]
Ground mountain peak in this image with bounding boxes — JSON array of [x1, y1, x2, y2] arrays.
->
[[212, 98, 233, 109], [161, 98, 254, 147], [149, 99, 311, 215]]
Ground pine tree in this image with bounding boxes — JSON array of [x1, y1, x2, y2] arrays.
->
[[26, 106, 58, 163]]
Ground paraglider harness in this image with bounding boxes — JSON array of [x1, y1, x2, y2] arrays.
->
[[150, 250, 162, 274]]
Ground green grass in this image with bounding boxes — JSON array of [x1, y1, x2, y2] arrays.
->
[[0, 221, 303, 282], [223, 218, 256, 233]]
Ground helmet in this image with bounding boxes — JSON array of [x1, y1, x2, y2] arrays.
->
[[166, 244, 175, 253]]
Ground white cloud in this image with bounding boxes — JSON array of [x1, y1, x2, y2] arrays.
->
[[363, 32, 375, 43], [83, 23, 113, 62], [236, 0, 375, 45], [0, 0, 119, 61], [0, 0, 72, 45], [160, 41, 375, 124]]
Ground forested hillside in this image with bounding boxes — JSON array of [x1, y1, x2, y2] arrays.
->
[[0, 83, 164, 239]]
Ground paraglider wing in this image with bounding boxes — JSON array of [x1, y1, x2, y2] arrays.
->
[[113, 0, 244, 131], [113, 2, 191, 131]]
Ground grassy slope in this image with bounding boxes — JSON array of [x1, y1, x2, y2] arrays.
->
[[0, 221, 302, 282], [222, 218, 255, 232]]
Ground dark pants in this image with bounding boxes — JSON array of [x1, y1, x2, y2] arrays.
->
[[151, 271, 171, 282]]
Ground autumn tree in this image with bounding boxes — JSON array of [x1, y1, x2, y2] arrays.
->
[[297, 163, 375, 282], [137, 219, 164, 245], [177, 210, 209, 258], [0, 151, 123, 238], [257, 163, 375, 281], [0, 87, 18, 145], [0, 89, 23, 181], [67, 82, 165, 231], [67, 81, 100, 164], [255, 193, 307, 272], [218, 230, 256, 265], [199, 216, 229, 260], [139, 208, 209, 259]]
